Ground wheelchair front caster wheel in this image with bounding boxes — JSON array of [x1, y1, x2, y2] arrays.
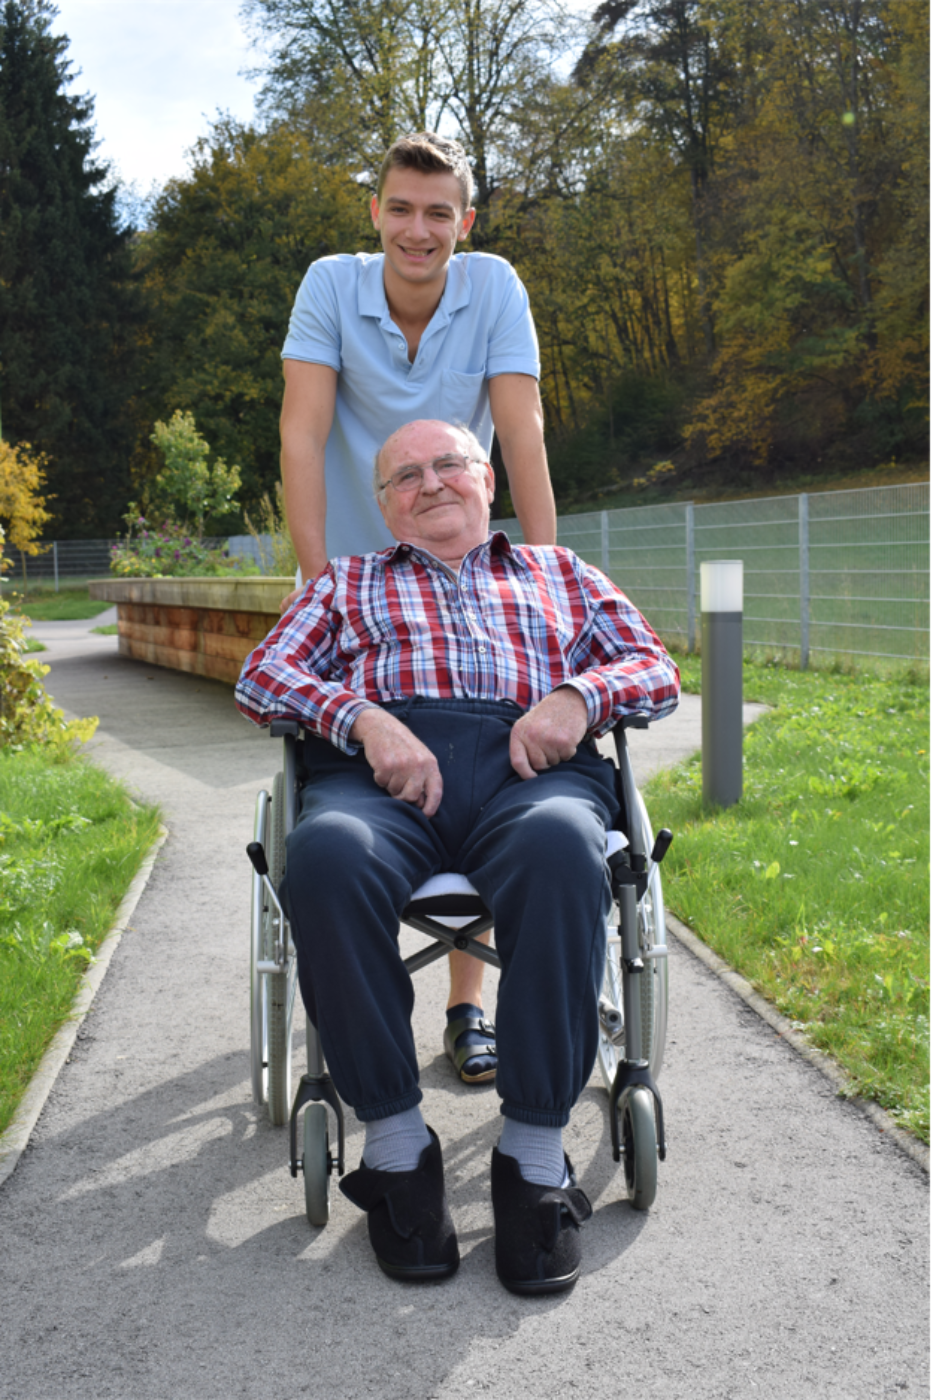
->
[[303, 1104, 331, 1227], [622, 1087, 658, 1211]]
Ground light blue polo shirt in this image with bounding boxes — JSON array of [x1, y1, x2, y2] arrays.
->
[[282, 251, 540, 559]]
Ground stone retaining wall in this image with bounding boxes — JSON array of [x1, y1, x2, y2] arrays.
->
[[88, 578, 291, 685]]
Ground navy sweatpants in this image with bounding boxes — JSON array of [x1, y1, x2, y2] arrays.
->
[[280, 699, 620, 1127]]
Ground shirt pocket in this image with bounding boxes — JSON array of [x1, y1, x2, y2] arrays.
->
[[441, 368, 486, 423]]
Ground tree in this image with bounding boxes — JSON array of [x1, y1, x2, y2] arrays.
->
[[0, 438, 52, 589], [686, 0, 928, 472], [243, 0, 572, 223], [576, 0, 741, 359], [137, 121, 369, 515], [150, 411, 242, 540], [0, 0, 141, 537]]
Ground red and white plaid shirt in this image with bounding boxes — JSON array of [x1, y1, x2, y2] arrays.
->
[[235, 534, 680, 750]]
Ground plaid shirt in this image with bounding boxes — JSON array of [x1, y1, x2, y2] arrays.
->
[[235, 533, 680, 751]]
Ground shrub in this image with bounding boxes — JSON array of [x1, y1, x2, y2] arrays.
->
[[0, 527, 97, 750]]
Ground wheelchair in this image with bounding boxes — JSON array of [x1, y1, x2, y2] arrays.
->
[[247, 714, 673, 1227]]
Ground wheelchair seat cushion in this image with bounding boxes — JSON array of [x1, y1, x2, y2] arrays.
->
[[408, 829, 629, 916]]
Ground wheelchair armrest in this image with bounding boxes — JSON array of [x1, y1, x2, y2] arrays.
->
[[270, 719, 301, 738], [615, 713, 650, 731]]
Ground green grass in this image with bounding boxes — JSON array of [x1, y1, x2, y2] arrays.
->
[[90, 623, 118, 636], [646, 653, 930, 1141], [23, 638, 46, 653], [0, 747, 161, 1138], [9, 586, 113, 622]]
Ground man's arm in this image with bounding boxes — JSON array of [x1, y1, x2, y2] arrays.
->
[[488, 374, 556, 546], [280, 359, 338, 583]]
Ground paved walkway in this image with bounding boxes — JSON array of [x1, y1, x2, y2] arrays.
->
[[0, 617, 927, 1400]]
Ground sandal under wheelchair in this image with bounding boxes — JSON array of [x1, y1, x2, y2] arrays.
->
[[247, 715, 673, 1227]]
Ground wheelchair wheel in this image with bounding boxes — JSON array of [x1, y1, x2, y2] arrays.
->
[[265, 771, 293, 1126], [302, 1104, 331, 1227], [622, 1086, 658, 1211]]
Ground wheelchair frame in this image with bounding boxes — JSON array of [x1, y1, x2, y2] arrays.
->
[[247, 715, 672, 1226]]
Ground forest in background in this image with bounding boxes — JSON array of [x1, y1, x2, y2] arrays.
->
[[0, 0, 928, 538]]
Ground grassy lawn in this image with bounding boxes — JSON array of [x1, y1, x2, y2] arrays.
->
[[646, 652, 929, 1142], [7, 586, 113, 622], [0, 747, 161, 1138]]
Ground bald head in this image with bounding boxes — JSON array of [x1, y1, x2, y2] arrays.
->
[[373, 419, 496, 569], [373, 420, 486, 494]]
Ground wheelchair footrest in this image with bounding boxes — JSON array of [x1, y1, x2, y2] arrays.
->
[[609, 1061, 666, 1164], [289, 1073, 346, 1179]]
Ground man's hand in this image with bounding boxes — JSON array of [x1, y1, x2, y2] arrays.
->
[[509, 687, 589, 780], [351, 709, 443, 816]]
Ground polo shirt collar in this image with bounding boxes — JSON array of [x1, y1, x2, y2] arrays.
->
[[357, 253, 472, 324]]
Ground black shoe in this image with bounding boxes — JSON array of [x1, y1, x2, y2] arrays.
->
[[339, 1128, 460, 1282], [491, 1146, 592, 1296]]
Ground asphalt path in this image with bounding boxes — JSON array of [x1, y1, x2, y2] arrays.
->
[[0, 614, 927, 1400]]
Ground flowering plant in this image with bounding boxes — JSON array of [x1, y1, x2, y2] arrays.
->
[[110, 514, 257, 579]]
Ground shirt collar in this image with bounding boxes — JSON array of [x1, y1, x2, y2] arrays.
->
[[357, 253, 472, 324], [380, 529, 515, 569]]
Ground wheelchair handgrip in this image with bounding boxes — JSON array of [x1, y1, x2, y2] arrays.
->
[[246, 841, 269, 877]]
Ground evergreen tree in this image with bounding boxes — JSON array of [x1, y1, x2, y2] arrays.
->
[[0, 0, 140, 537]]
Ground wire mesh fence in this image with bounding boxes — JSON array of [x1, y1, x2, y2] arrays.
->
[[5, 483, 927, 662], [0, 536, 233, 590], [495, 481, 929, 664]]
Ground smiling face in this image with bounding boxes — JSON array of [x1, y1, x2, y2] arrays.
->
[[371, 168, 475, 294], [376, 420, 495, 565]]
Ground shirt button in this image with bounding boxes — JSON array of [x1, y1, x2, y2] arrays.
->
[[478, 646, 486, 654]]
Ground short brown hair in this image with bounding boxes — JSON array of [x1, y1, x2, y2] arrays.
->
[[377, 132, 474, 214]]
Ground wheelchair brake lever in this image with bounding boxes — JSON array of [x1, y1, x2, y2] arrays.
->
[[248, 842, 291, 972], [650, 829, 674, 865], [246, 841, 268, 877]]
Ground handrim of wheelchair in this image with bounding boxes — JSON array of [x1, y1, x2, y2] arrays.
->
[[247, 713, 673, 1228]]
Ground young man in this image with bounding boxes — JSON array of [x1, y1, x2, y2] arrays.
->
[[236, 419, 679, 1294], [279, 132, 557, 1081]]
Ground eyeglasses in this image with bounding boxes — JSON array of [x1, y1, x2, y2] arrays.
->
[[377, 453, 480, 496]]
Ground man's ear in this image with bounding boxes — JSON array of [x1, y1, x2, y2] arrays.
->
[[458, 208, 476, 241], [370, 194, 381, 230], [483, 461, 496, 502]]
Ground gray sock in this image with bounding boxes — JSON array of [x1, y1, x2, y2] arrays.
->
[[362, 1105, 432, 1173], [498, 1118, 568, 1187]]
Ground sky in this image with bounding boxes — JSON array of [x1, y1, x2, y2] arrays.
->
[[53, 0, 260, 195]]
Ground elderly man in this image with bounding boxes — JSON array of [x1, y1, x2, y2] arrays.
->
[[235, 420, 679, 1294], [280, 130, 557, 1077]]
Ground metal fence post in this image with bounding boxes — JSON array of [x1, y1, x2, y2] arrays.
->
[[600, 510, 610, 574], [686, 503, 696, 652], [799, 493, 809, 670], [53, 541, 59, 592]]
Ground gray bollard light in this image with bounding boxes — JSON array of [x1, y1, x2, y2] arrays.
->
[[701, 560, 744, 807]]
